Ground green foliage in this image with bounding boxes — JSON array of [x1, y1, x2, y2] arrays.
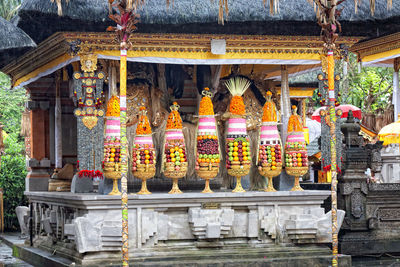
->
[[0, 0, 21, 20], [0, 72, 27, 230], [0, 138, 27, 230], [345, 56, 393, 113]]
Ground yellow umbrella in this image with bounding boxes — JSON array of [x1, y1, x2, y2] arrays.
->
[[378, 115, 400, 145]]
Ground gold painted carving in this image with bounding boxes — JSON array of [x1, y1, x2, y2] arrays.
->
[[82, 116, 98, 130], [80, 54, 98, 72]]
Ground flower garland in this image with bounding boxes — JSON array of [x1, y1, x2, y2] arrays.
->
[[78, 169, 103, 179], [225, 77, 251, 116], [199, 88, 214, 116], [166, 102, 183, 130], [262, 91, 277, 122], [229, 96, 246, 115], [288, 105, 303, 132], [106, 95, 120, 117], [136, 106, 152, 135]]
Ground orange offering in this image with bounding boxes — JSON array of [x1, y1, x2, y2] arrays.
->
[[288, 105, 303, 132], [225, 77, 251, 116], [166, 102, 183, 130], [198, 87, 215, 116], [106, 95, 120, 117], [136, 106, 152, 135], [262, 91, 278, 122]]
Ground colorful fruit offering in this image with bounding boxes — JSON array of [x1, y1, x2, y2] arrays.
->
[[225, 136, 251, 172], [196, 88, 220, 193], [225, 77, 252, 192], [132, 106, 156, 194], [284, 105, 309, 191], [104, 136, 121, 167], [257, 91, 283, 184], [163, 102, 188, 193]]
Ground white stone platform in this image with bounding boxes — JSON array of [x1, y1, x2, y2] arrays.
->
[[26, 190, 345, 266]]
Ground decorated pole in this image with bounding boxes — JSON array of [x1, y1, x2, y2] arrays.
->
[[327, 49, 338, 267], [108, 1, 140, 265], [119, 48, 129, 266], [315, 0, 342, 265]]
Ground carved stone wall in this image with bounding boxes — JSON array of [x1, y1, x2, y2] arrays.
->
[[339, 114, 400, 255], [26, 191, 341, 265]]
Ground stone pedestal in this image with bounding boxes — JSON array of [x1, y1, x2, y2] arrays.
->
[[380, 144, 400, 183], [26, 190, 346, 266]]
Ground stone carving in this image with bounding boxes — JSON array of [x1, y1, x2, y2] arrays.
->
[[16, 206, 29, 238], [188, 207, 234, 239], [377, 208, 400, 222], [351, 190, 364, 218], [27, 191, 346, 265]]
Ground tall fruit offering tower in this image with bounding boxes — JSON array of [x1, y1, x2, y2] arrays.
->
[[132, 106, 156, 194], [225, 77, 251, 193], [257, 91, 283, 192], [195, 88, 220, 193], [163, 102, 188, 194], [103, 95, 122, 195], [285, 105, 309, 191]]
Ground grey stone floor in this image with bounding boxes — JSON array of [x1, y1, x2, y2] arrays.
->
[[0, 241, 32, 267]]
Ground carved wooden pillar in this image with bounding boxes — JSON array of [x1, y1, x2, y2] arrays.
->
[[26, 100, 51, 191]]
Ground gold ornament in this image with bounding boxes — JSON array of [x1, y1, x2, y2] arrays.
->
[[80, 54, 98, 72], [74, 72, 81, 79], [82, 116, 98, 130]]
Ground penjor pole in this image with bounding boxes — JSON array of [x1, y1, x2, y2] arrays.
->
[[315, 0, 340, 265], [108, 1, 140, 265], [120, 47, 129, 266]]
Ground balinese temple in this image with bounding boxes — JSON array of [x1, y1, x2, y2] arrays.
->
[[2, 0, 400, 265]]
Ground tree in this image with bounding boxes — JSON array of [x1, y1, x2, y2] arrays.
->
[[0, 71, 27, 230], [344, 53, 393, 113]]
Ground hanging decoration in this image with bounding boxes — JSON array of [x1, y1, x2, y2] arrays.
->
[[73, 54, 105, 180], [284, 105, 309, 191], [132, 106, 156, 194], [162, 102, 188, 194], [257, 91, 283, 192], [195, 88, 221, 193], [225, 77, 252, 193]]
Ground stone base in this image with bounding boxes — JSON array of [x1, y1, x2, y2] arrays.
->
[[340, 235, 400, 256], [26, 191, 345, 266], [25, 169, 50, 191], [33, 236, 351, 266], [70, 174, 93, 193]]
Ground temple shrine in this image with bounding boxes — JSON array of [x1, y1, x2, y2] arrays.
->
[[1, 0, 400, 266]]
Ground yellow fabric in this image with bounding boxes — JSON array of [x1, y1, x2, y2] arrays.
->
[[100, 50, 321, 61], [303, 128, 310, 144], [378, 116, 400, 145], [275, 88, 315, 97], [362, 47, 400, 64], [327, 170, 332, 183]]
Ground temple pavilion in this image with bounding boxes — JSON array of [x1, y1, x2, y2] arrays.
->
[[1, 0, 400, 265]]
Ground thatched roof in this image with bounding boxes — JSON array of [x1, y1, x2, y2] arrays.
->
[[0, 16, 36, 51], [15, 0, 400, 45], [0, 16, 36, 69]]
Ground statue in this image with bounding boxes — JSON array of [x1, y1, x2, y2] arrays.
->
[[73, 54, 105, 179]]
